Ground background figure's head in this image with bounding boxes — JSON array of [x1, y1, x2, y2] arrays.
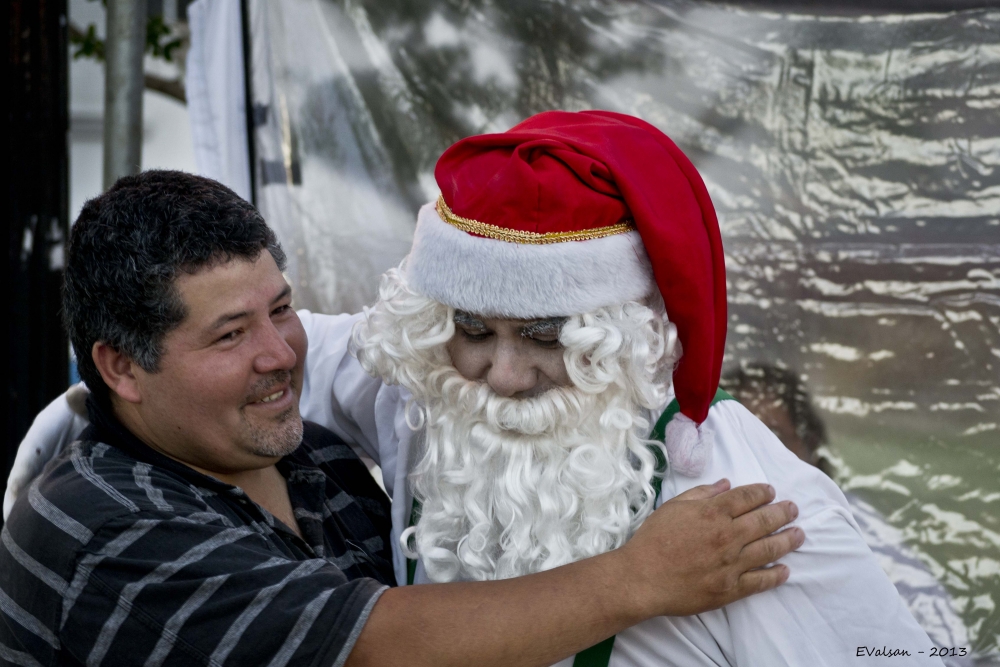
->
[[720, 363, 833, 478], [65, 170, 305, 472]]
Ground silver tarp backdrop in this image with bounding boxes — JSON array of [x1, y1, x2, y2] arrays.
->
[[243, 0, 1000, 658]]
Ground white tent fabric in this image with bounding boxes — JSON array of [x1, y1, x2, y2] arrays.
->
[[183, 0, 417, 315], [185, 0, 252, 202]]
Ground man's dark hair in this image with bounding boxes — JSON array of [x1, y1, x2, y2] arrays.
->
[[65, 170, 286, 400]]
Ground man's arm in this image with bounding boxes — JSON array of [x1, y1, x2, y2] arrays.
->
[[349, 481, 803, 667]]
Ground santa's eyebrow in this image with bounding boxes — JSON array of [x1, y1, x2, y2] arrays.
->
[[453, 311, 487, 330], [520, 317, 567, 338]]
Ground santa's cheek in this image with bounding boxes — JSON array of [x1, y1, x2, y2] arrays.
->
[[447, 340, 491, 380], [539, 351, 573, 388]]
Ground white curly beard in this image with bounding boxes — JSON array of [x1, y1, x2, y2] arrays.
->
[[352, 265, 678, 582]]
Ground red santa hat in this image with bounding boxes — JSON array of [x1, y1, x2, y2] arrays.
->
[[406, 110, 727, 477]]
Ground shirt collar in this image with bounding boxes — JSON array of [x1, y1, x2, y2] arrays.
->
[[85, 394, 331, 508], [85, 393, 240, 494]]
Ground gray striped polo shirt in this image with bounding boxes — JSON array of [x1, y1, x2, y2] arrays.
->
[[0, 400, 395, 667]]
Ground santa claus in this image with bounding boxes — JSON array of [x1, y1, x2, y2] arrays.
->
[[305, 111, 938, 664], [8, 111, 938, 665]]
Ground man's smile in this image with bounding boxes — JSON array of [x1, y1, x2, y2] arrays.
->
[[258, 390, 284, 403], [244, 378, 296, 413]]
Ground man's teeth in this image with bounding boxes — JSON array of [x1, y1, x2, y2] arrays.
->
[[259, 390, 284, 403]]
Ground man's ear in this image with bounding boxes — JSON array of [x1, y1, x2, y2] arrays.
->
[[91, 342, 143, 404]]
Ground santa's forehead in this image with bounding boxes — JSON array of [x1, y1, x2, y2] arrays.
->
[[453, 310, 567, 328]]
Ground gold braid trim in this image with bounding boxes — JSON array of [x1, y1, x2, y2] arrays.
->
[[435, 195, 634, 245]]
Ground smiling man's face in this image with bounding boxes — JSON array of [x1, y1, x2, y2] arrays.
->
[[123, 251, 307, 474]]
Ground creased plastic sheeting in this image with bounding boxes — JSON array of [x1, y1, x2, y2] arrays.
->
[[245, 0, 416, 315], [185, 0, 252, 202], [246, 0, 999, 657]]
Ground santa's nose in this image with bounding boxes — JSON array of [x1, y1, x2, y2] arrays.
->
[[486, 347, 539, 398]]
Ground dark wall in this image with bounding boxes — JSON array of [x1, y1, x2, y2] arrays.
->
[[3, 0, 70, 522]]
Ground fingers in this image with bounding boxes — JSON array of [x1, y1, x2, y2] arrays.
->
[[739, 527, 805, 571], [667, 478, 731, 503], [715, 483, 776, 518], [733, 499, 798, 542], [732, 564, 790, 601]]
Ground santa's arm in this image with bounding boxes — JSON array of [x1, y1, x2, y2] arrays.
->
[[3, 383, 90, 519], [296, 310, 385, 464], [726, 506, 940, 665], [691, 403, 942, 665]]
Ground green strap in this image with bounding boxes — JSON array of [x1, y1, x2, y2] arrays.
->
[[572, 635, 615, 667], [406, 500, 422, 585], [406, 389, 738, 664], [648, 387, 736, 501]]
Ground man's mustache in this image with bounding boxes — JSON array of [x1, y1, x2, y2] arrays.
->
[[245, 371, 293, 404]]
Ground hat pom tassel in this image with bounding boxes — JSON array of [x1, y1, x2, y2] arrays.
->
[[664, 413, 714, 478]]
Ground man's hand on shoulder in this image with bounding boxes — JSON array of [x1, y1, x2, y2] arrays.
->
[[619, 479, 803, 618]]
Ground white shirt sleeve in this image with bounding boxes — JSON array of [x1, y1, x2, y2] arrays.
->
[[657, 400, 943, 666], [3, 384, 90, 520], [296, 310, 383, 464]]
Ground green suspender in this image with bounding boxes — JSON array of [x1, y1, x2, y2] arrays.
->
[[406, 501, 422, 585], [646, 387, 735, 502], [573, 635, 616, 667], [572, 388, 735, 667], [404, 390, 737, 665]]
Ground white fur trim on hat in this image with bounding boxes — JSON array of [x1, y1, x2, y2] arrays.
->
[[664, 413, 714, 477], [405, 202, 655, 318]]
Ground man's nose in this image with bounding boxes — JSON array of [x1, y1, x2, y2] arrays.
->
[[486, 346, 538, 398], [253, 322, 297, 374]]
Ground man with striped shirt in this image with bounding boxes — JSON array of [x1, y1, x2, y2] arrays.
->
[[2, 170, 802, 667], [2, 172, 396, 667]]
